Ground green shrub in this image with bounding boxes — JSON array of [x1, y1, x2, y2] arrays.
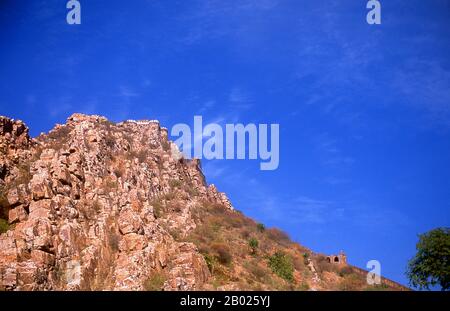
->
[[268, 252, 294, 282], [203, 253, 218, 273], [143, 271, 166, 291], [257, 223, 266, 232], [0, 219, 10, 234], [249, 238, 259, 254]]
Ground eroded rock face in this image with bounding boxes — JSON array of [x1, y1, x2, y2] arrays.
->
[[0, 114, 233, 291]]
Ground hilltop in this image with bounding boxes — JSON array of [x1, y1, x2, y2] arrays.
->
[[0, 114, 408, 291]]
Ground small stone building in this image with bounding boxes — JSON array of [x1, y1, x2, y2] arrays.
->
[[327, 251, 347, 265]]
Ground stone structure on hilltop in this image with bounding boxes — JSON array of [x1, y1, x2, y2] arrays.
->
[[326, 251, 347, 265]]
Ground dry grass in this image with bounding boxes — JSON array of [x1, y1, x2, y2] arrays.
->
[[143, 271, 167, 291]]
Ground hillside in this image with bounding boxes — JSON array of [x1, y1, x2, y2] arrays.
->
[[0, 114, 408, 291]]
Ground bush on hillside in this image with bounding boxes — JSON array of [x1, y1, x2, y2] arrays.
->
[[268, 251, 294, 282]]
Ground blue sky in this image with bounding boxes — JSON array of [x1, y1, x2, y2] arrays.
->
[[1, 0, 449, 287]]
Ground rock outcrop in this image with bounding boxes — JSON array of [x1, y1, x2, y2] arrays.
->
[[0, 114, 231, 290]]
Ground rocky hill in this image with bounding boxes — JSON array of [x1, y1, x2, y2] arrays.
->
[[0, 114, 408, 291]]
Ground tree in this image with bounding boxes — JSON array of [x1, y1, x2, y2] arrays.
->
[[406, 228, 450, 291]]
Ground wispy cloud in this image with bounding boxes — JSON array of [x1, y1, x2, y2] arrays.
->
[[291, 196, 340, 224], [178, 0, 279, 45], [202, 160, 227, 179], [118, 85, 140, 99], [394, 59, 450, 126], [229, 87, 253, 110], [323, 176, 351, 186], [314, 133, 355, 168], [47, 96, 73, 118], [198, 99, 216, 113]]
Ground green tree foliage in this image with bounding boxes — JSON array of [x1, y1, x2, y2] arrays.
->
[[406, 228, 450, 291], [268, 251, 294, 282]]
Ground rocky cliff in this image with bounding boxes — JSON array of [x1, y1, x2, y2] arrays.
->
[[0, 114, 407, 291]]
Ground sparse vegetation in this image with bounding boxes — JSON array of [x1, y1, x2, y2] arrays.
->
[[244, 260, 268, 282], [313, 255, 339, 274], [0, 188, 9, 220], [211, 243, 232, 266], [184, 184, 199, 197], [249, 238, 259, 254], [153, 203, 162, 218], [302, 252, 310, 265], [104, 133, 116, 148], [338, 266, 354, 277], [266, 228, 291, 246], [103, 176, 119, 191], [143, 271, 166, 291], [108, 231, 120, 252], [113, 167, 124, 178], [338, 273, 366, 291], [257, 223, 265, 232], [161, 140, 170, 152], [136, 150, 149, 163], [0, 219, 9, 234], [203, 253, 218, 274], [169, 179, 183, 189], [92, 200, 102, 213], [14, 164, 32, 186], [46, 125, 73, 150], [297, 282, 310, 291], [364, 283, 390, 291]]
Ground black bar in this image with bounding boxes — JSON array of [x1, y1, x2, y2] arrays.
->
[[1, 291, 449, 310]]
